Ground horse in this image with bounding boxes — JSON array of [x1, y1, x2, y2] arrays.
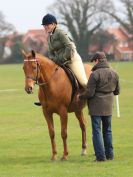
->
[[22, 50, 91, 160]]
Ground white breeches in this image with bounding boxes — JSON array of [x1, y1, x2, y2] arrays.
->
[[68, 51, 88, 87]]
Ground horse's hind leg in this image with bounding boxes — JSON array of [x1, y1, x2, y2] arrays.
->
[[43, 110, 57, 160], [59, 107, 68, 160], [75, 110, 87, 155]]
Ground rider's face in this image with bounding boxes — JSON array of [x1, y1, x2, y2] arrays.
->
[[43, 23, 56, 33]]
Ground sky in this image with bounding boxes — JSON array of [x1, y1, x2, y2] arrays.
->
[[0, 0, 55, 33], [0, 0, 122, 34]]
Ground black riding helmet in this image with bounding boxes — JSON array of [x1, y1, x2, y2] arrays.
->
[[41, 14, 57, 25]]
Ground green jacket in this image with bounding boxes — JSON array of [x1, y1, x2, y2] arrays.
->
[[80, 60, 120, 116], [48, 27, 76, 63]]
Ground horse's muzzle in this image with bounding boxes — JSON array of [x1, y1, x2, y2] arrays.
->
[[25, 86, 33, 94]]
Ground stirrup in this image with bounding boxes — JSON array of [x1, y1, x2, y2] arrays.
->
[[34, 102, 41, 106]]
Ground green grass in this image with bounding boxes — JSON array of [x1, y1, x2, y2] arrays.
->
[[0, 62, 133, 177]]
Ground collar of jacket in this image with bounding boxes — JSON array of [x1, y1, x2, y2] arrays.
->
[[49, 27, 57, 36], [91, 60, 110, 71]]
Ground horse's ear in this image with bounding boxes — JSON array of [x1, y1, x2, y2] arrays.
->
[[21, 50, 27, 58], [31, 50, 36, 58]]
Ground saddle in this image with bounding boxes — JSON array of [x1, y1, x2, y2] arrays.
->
[[60, 64, 82, 102]]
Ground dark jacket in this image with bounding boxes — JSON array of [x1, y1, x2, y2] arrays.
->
[[79, 60, 120, 116], [48, 27, 76, 63]]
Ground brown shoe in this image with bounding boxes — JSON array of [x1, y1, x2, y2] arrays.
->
[[93, 158, 106, 162], [107, 157, 114, 160]]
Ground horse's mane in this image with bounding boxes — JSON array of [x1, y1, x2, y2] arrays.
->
[[36, 53, 55, 66]]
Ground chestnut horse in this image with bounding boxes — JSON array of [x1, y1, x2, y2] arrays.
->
[[22, 50, 91, 160]]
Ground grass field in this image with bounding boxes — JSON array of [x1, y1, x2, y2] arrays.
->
[[0, 62, 133, 177]]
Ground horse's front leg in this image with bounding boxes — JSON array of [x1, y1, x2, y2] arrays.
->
[[43, 109, 57, 160], [59, 107, 68, 160], [75, 110, 87, 155]]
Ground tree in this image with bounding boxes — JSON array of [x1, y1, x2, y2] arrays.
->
[[9, 35, 25, 63], [90, 29, 115, 51], [0, 11, 15, 62], [0, 37, 7, 59], [0, 11, 15, 37], [49, 0, 111, 60], [102, 0, 133, 38]]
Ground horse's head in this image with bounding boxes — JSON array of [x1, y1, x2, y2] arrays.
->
[[22, 50, 40, 94]]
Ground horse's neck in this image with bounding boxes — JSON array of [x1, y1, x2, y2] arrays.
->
[[37, 54, 56, 82], [37, 54, 53, 66]]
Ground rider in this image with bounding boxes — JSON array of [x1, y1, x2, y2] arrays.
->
[[42, 14, 88, 86], [35, 13, 88, 106]]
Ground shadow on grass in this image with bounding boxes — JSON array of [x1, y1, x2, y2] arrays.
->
[[0, 154, 97, 165], [0, 155, 54, 165]]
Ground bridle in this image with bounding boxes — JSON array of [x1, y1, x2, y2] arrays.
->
[[24, 58, 43, 85], [24, 58, 59, 86]]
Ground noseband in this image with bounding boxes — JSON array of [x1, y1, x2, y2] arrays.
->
[[24, 58, 59, 86]]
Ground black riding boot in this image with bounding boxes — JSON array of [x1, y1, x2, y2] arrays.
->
[[34, 102, 41, 106]]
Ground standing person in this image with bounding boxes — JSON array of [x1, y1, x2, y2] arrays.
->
[[42, 13, 88, 87], [79, 52, 120, 162]]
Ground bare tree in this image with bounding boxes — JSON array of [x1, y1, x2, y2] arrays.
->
[[90, 29, 115, 51], [0, 11, 15, 37], [49, 0, 111, 60], [102, 0, 133, 38]]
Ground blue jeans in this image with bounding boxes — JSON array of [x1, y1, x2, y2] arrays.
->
[[91, 116, 114, 160]]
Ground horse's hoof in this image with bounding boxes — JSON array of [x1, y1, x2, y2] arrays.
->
[[60, 156, 68, 161], [51, 156, 57, 161], [81, 148, 87, 156]]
